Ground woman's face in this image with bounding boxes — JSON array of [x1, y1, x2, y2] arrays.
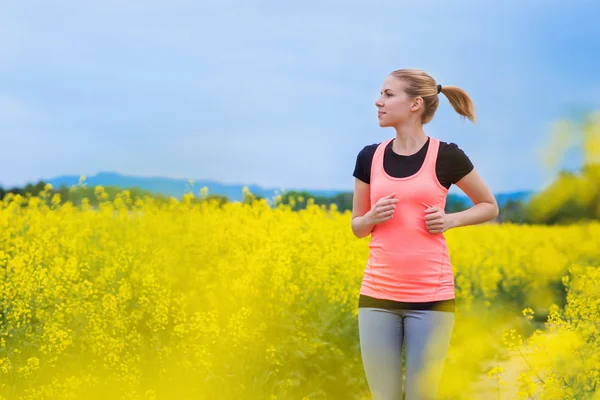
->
[[375, 75, 422, 127]]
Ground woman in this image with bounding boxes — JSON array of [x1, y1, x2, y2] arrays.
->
[[351, 68, 498, 400]]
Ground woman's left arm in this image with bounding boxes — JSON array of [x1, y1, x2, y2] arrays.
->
[[448, 169, 499, 229]]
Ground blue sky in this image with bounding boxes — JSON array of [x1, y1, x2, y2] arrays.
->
[[1, 0, 599, 194]]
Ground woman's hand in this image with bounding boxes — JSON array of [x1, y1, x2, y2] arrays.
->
[[367, 192, 400, 225], [424, 206, 455, 234]]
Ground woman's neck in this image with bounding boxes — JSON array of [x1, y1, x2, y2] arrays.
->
[[392, 124, 428, 156]]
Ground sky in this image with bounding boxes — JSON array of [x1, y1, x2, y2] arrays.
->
[[1, 0, 599, 195]]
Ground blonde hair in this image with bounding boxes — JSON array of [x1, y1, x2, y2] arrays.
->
[[390, 68, 476, 125]]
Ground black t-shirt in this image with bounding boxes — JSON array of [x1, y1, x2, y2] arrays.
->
[[353, 136, 474, 189], [353, 137, 474, 313]]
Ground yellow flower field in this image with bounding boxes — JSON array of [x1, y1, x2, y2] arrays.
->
[[0, 185, 598, 399]]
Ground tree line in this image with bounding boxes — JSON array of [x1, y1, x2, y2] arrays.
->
[[1, 177, 596, 226], [3, 112, 598, 225]]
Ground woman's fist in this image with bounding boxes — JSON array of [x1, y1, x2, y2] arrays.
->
[[367, 192, 400, 225], [423, 205, 454, 234]]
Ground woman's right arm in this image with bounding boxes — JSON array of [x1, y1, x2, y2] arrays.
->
[[351, 178, 376, 239]]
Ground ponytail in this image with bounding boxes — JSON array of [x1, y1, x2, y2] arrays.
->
[[390, 68, 476, 125], [439, 85, 476, 124]]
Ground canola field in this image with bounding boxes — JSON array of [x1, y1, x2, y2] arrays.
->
[[0, 186, 599, 399]]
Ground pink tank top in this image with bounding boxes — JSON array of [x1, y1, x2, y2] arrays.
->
[[359, 136, 455, 302]]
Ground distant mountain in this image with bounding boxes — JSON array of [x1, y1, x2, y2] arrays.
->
[[450, 190, 535, 208], [493, 190, 536, 206], [42, 171, 345, 203], [40, 171, 535, 206]]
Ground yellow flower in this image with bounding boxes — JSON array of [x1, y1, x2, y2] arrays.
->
[[0, 187, 598, 398]]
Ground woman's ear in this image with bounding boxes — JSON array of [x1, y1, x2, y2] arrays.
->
[[411, 97, 423, 112]]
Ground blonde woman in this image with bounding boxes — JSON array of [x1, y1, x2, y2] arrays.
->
[[351, 69, 498, 399]]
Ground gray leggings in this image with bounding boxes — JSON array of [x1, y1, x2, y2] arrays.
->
[[358, 307, 454, 400]]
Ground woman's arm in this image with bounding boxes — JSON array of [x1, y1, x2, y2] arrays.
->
[[351, 178, 376, 238], [448, 169, 499, 229]]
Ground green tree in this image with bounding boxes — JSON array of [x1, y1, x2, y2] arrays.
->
[[498, 199, 528, 223], [445, 193, 469, 214], [526, 111, 600, 224], [273, 190, 330, 211]]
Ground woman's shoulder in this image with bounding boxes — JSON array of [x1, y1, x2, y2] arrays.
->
[[356, 142, 380, 160], [353, 142, 381, 184], [437, 139, 470, 159], [436, 139, 474, 175]]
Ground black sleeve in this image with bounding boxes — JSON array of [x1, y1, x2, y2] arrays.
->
[[436, 142, 474, 188], [352, 144, 377, 184]]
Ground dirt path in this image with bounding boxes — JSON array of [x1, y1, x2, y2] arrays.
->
[[471, 347, 534, 399]]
